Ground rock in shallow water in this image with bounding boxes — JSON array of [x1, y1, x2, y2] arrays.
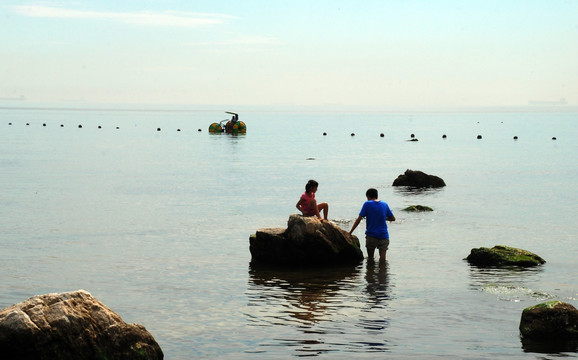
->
[[520, 301, 578, 341], [0, 290, 163, 360], [465, 245, 545, 267], [250, 214, 364, 266], [402, 205, 433, 212], [392, 169, 446, 188]]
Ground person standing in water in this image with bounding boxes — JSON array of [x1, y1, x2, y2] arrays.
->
[[296, 179, 329, 221], [349, 188, 395, 262]]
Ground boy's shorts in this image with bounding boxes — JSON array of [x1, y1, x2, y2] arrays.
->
[[365, 235, 390, 251]]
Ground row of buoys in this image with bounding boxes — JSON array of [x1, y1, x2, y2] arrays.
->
[[6, 122, 207, 132], [6, 122, 558, 140], [6, 122, 121, 129], [157, 127, 202, 132], [321, 131, 558, 141]]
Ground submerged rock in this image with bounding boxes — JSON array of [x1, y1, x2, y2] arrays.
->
[[250, 214, 364, 266], [520, 301, 578, 340], [0, 290, 163, 360], [465, 245, 545, 267], [392, 169, 446, 188], [402, 205, 433, 212]]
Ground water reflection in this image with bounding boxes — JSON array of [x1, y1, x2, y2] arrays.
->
[[245, 261, 393, 356], [393, 186, 444, 196], [468, 264, 544, 287], [521, 338, 578, 354], [364, 260, 391, 309], [246, 263, 363, 325]]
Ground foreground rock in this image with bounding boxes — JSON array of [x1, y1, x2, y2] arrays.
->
[[465, 245, 546, 267], [520, 301, 578, 340], [0, 290, 163, 360], [392, 169, 446, 188], [250, 214, 364, 266]]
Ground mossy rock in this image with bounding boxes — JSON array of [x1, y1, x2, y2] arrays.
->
[[525, 300, 563, 311], [520, 301, 578, 340], [403, 205, 433, 212], [465, 245, 546, 267]]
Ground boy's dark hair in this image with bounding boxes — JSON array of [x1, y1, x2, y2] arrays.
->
[[305, 179, 319, 193], [366, 188, 378, 199]]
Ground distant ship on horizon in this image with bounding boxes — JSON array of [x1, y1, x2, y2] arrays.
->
[[0, 95, 26, 101], [528, 98, 567, 105]]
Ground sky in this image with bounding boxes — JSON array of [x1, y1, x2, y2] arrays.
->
[[1, 0, 577, 107]]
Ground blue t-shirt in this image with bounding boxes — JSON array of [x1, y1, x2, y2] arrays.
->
[[359, 200, 394, 239]]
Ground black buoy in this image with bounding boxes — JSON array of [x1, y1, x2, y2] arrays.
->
[[477, 135, 482, 139], [78, 125, 82, 128], [98, 125, 102, 129], [410, 133, 415, 138], [26, 123, 30, 126], [442, 134, 447, 139], [8, 122, 12, 125], [323, 132, 327, 136], [351, 133, 355, 136], [116, 126, 120, 129], [177, 129, 181, 132], [552, 137, 557, 140], [157, 128, 161, 131], [198, 129, 202, 132], [380, 133, 384, 137], [513, 136, 518, 140], [60, 124, 64, 127], [43, 123, 46, 127]]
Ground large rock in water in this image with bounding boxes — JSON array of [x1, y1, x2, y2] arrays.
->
[[520, 301, 578, 340], [0, 290, 163, 360], [465, 245, 546, 267], [250, 214, 364, 266], [392, 169, 446, 188]]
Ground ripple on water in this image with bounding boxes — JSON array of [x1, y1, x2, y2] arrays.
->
[[480, 284, 556, 302], [244, 261, 395, 356]]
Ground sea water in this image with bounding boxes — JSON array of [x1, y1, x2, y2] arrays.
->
[[0, 105, 577, 359]]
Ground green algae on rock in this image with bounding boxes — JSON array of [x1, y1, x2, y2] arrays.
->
[[465, 245, 546, 267], [520, 301, 578, 340], [402, 205, 433, 212]]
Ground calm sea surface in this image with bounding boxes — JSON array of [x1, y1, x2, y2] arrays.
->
[[1, 106, 577, 359]]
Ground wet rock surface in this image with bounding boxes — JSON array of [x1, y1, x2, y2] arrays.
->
[[0, 290, 163, 360], [392, 169, 446, 188], [520, 301, 578, 341], [250, 214, 364, 266], [465, 245, 546, 267]]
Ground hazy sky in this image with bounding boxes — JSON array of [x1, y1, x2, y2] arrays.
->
[[1, 1, 577, 107]]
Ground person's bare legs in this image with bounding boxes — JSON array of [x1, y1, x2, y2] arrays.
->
[[367, 248, 387, 262], [317, 202, 329, 220]]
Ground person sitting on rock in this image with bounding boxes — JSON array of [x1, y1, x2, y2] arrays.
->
[[296, 179, 329, 221]]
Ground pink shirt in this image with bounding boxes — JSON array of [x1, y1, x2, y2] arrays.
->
[[300, 192, 316, 216]]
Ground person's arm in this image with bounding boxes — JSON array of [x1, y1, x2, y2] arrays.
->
[[349, 215, 363, 236], [296, 199, 305, 214], [386, 206, 395, 222]]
